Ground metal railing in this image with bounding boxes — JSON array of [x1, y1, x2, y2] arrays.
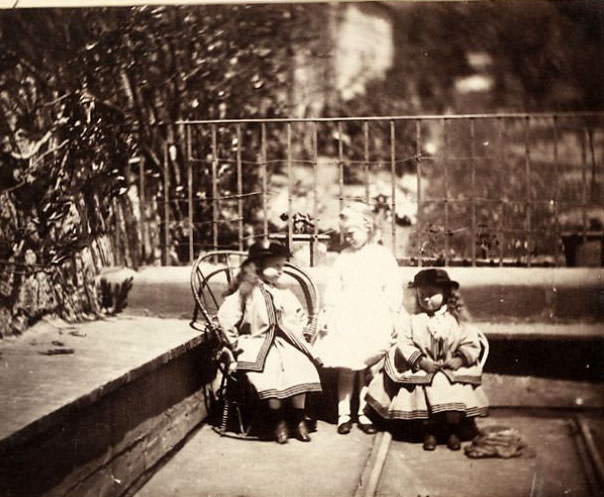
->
[[143, 112, 604, 267]]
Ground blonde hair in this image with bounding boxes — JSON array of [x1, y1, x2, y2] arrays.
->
[[339, 202, 377, 238]]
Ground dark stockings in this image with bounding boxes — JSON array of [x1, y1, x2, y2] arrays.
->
[[423, 412, 463, 450]]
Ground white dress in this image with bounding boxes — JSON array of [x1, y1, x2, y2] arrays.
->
[[314, 242, 404, 371]]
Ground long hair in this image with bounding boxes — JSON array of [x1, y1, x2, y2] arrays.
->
[[223, 260, 260, 297], [445, 287, 471, 324]]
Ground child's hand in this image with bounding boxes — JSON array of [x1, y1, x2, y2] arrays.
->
[[443, 357, 464, 370], [419, 357, 441, 374], [227, 361, 238, 374]]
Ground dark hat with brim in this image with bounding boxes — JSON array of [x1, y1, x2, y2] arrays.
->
[[245, 240, 291, 264], [410, 268, 459, 289]]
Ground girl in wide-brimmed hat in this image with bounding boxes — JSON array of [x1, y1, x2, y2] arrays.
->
[[365, 268, 489, 451], [217, 241, 322, 444]]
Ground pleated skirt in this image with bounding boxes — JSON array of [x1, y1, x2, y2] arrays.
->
[[366, 371, 488, 420]]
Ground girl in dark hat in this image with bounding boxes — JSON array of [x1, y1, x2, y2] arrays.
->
[[217, 241, 322, 444], [365, 268, 489, 451]]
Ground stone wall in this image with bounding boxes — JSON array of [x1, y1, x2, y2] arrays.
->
[[123, 265, 604, 324], [0, 339, 215, 497]]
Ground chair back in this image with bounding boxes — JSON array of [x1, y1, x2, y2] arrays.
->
[[190, 250, 320, 343], [477, 329, 489, 369]]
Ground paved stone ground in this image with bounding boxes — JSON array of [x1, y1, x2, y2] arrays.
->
[[378, 415, 593, 497], [0, 315, 196, 441], [132, 369, 604, 497], [136, 420, 375, 497], [135, 413, 601, 497]]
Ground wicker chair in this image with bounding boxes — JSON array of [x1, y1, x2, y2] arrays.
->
[[190, 250, 320, 439]]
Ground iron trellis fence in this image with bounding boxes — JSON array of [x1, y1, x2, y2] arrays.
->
[[136, 112, 604, 267]]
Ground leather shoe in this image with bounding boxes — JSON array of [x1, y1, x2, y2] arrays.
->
[[305, 416, 317, 433], [358, 421, 377, 434], [295, 420, 311, 442], [447, 433, 461, 451], [423, 434, 437, 451], [274, 420, 288, 444], [337, 419, 353, 435]]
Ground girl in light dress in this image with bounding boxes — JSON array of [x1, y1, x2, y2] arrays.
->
[[217, 241, 322, 444], [365, 268, 489, 450], [314, 202, 406, 434]]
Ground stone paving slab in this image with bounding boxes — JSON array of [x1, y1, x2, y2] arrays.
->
[[378, 415, 593, 497], [0, 316, 198, 446], [136, 413, 601, 497], [136, 421, 375, 497]]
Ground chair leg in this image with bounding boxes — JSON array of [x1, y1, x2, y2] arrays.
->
[[236, 404, 246, 434]]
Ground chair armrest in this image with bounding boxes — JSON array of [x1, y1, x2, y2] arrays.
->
[[477, 330, 489, 369]]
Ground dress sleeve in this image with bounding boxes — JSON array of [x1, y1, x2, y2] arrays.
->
[[396, 314, 423, 369], [455, 322, 482, 366], [217, 292, 243, 347]]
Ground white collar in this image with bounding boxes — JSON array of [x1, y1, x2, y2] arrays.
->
[[433, 305, 448, 317]]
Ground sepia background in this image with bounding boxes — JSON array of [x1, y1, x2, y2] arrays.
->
[[0, 2, 603, 497]]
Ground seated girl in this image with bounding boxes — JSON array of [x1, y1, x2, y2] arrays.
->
[[217, 241, 322, 444], [365, 268, 489, 450]]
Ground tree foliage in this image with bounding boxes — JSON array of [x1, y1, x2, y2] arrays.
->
[[0, 5, 318, 335]]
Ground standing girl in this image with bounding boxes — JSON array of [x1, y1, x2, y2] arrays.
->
[[366, 268, 489, 450], [315, 202, 405, 435], [217, 241, 322, 444]]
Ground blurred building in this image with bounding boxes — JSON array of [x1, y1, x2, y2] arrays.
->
[[291, 3, 396, 117], [454, 51, 495, 112]]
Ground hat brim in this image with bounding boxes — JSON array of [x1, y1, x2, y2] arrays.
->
[[408, 279, 459, 289], [245, 244, 292, 264]]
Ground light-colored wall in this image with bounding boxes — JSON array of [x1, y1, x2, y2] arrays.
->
[[334, 4, 394, 101], [291, 3, 395, 117]]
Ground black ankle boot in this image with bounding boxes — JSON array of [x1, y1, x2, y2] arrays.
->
[[269, 409, 288, 444], [275, 419, 289, 444], [447, 427, 461, 451], [293, 409, 311, 442], [423, 433, 437, 450]]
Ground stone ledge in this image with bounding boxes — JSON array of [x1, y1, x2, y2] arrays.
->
[[0, 316, 204, 453], [59, 391, 206, 497], [478, 322, 604, 341], [118, 265, 604, 324], [0, 316, 214, 497]]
